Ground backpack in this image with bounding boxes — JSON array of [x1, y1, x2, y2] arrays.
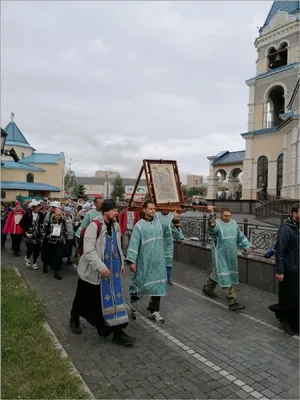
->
[[77, 219, 102, 257]]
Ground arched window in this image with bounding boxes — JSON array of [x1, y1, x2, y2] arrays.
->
[[26, 173, 34, 183], [268, 42, 288, 70], [276, 154, 283, 198], [267, 85, 285, 127], [257, 156, 268, 188]]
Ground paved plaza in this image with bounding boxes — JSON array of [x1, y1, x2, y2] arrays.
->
[[2, 243, 299, 400]]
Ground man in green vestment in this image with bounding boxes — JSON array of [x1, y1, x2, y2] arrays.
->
[[202, 207, 252, 311], [157, 212, 184, 285], [127, 201, 180, 323]]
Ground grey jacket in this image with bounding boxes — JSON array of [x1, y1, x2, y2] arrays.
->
[[64, 215, 74, 240], [77, 215, 124, 285]]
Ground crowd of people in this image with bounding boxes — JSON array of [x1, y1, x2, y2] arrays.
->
[[1, 196, 299, 346], [1, 197, 94, 279]]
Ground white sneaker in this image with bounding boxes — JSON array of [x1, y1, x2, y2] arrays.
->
[[150, 311, 165, 324], [32, 263, 39, 270], [25, 257, 31, 267]]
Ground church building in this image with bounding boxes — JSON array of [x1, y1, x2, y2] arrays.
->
[[207, 1, 300, 201], [1, 114, 65, 202]]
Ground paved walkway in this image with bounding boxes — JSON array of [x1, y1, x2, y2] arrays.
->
[[2, 243, 299, 400], [182, 212, 272, 226]]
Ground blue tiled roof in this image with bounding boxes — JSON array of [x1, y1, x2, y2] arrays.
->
[[262, 1, 300, 29], [1, 161, 46, 172], [212, 151, 245, 166], [4, 121, 33, 148], [1, 181, 61, 191], [21, 152, 65, 165]]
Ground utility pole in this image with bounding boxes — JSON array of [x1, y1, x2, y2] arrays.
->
[[67, 158, 78, 171]]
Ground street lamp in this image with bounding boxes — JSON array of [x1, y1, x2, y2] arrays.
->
[[1, 128, 7, 153], [1, 128, 19, 162]]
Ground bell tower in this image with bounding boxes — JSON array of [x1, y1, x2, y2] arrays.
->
[[242, 1, 300, 200]]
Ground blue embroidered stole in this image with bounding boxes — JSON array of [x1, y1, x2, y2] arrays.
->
[[101, 229, 128, 326]]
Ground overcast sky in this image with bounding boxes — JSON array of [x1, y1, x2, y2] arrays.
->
[[1, 0, 272, 180]]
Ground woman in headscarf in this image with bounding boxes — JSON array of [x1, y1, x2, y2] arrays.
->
[[3, 200, 25, 256], [20, 200, 44, 270]]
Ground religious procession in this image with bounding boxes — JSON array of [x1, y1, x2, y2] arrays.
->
[[2, 160, 298, 349]]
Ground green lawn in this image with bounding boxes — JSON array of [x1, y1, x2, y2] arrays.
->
[[1, 267, 90, 399]]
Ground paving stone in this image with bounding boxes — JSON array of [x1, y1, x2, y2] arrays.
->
[[235, 389, 252, 399], [125, 379, 141, 390], [206, 380, 223, 391], [261, 388, 277, 398], [152, 393, 166, 399], [207, 390, 225, 399]]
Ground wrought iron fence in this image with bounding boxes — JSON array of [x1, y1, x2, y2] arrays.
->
[[180, 216, 278, 256]]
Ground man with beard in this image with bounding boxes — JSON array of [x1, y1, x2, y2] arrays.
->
[[70, 199, 135, 347], [269, 204, 299, 335], [127, 201, 179, 323], [202, 207, 252, 311]]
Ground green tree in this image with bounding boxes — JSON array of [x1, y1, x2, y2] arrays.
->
[[64, 168, 79, 197], [75, 184, 86, 200], [181, 185, 188, 197], [187, 186, 207, 197], [111, 176, 125, 201]]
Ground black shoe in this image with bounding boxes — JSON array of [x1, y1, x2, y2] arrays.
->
[[279, 319, 295, 336], [168, 280, 173, 286], [202, 285, 217, 298], [112, 331, 135, 347], [70, 318, 82, 334], [43, 263, 48, 273], [97, 328, 111, 338], [13, 252, 19, 257], [54, 272, 62, 280], [67, 260, 73, 266], [229, 302, 245, 311]]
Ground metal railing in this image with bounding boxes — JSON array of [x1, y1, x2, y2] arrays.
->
[[255, 198, 298, 220], [180, 216, 278, 256]]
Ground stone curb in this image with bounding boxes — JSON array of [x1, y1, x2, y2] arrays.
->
[[12, 267, 94, 400]]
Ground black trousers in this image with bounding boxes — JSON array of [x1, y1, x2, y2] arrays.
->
[[11, 234, 22, 253], [26, 242, 40, 263], [131, 294, 161, 313], [46, 242, 65, 271], [65, 239, 73, 260], [1, 232, 7, 248], [71, 278, 127, 335], [269, 270, 299, 333]]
